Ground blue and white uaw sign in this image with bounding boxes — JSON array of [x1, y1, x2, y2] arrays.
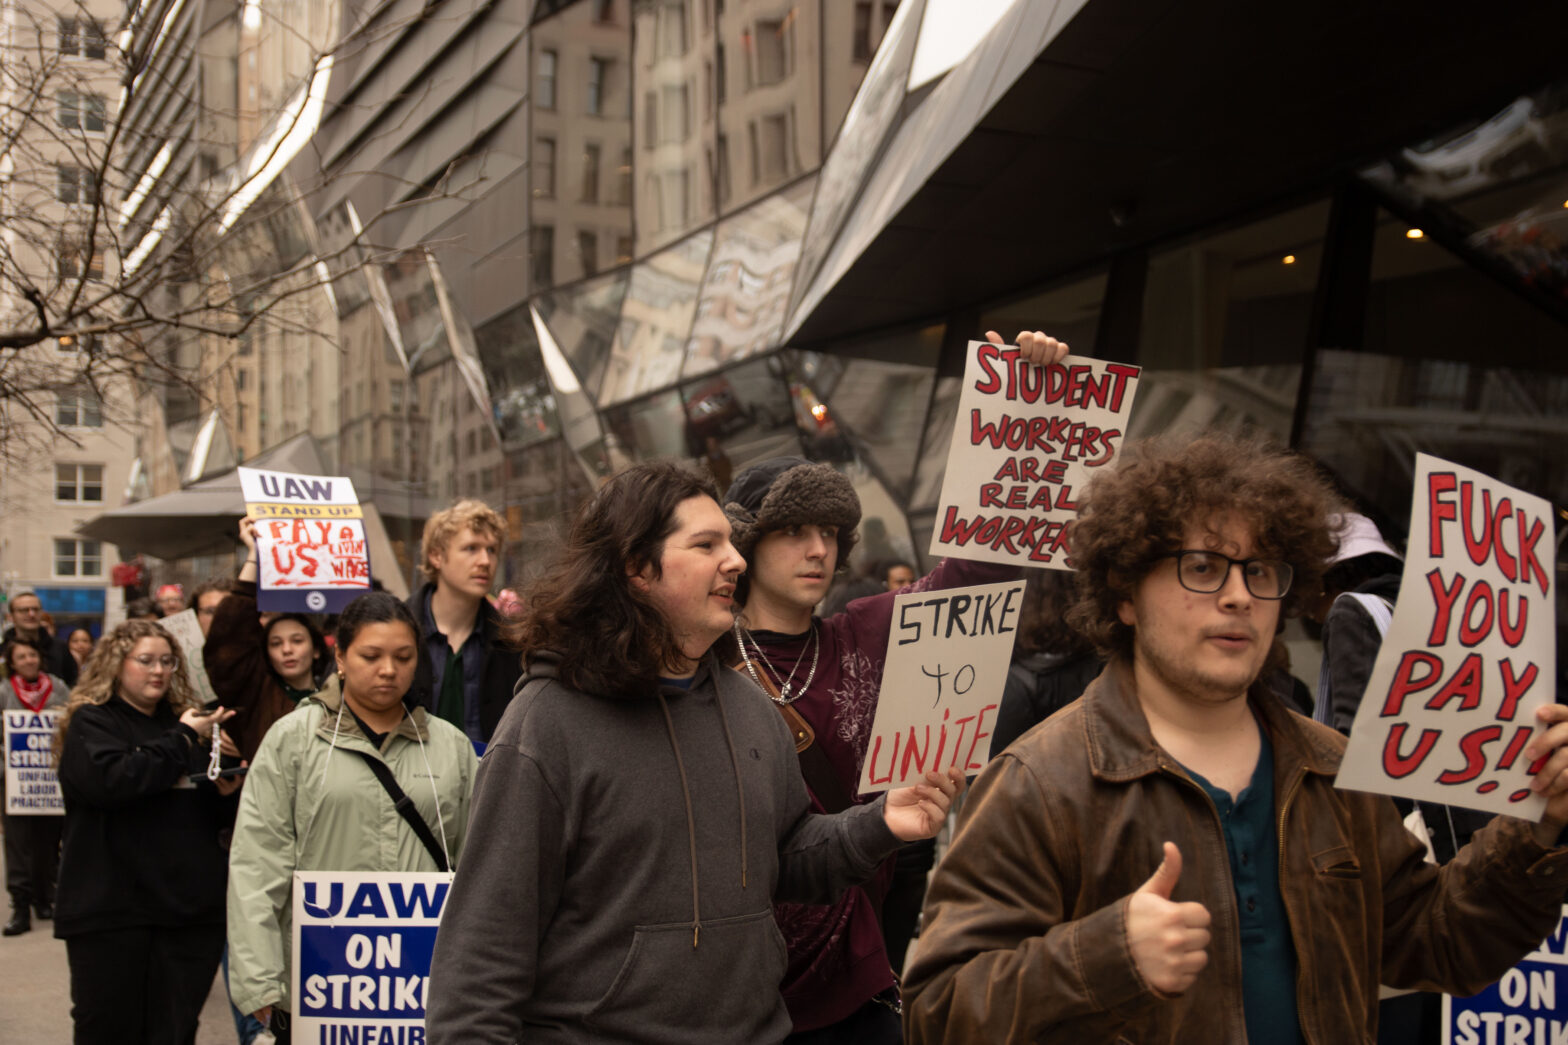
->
[[292, 871, 453, 1044], [239, 466, 373, 613], [4, 709, 63, 815], [1445, 905, 1568, 1044]]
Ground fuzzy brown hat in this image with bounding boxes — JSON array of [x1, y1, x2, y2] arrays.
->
[[723, 458, 861, 569]]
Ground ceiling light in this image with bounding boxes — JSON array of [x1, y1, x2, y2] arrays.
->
[[1406, 228, 1425, 240], [1282, 254, 1296, 265]]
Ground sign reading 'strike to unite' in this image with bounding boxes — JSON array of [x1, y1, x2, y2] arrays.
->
[[1337, 454, 1556, 819], [929, 340, 1141, 569]]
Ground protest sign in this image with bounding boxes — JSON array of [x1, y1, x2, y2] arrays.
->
[[1337, 454, 1556, 819], [292, 871, 452, 1043], [857, 579, 1025, 793], [928, 340, 1141, 569], [5, 709, 63, 815], [160, 608, 219, 707], [1445, 905, 1568, 1045], [239, 467, 372, 613]]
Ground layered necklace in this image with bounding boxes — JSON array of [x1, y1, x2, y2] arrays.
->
[[733, 618, 819, 705]]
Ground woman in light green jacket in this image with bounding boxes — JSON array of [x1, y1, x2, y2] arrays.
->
[[226, 592, 479, 1042]]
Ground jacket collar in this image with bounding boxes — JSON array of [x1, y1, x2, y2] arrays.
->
[[309, 674, 432, 747], [1083, 658, 1342, 783]]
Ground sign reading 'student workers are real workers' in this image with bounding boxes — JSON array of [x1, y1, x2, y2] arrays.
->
[[928, 339, 1140, 570], [239, 466, 373, 614]]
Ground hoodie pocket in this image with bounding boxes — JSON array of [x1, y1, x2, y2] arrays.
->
[[589, 909, 788, 1038]]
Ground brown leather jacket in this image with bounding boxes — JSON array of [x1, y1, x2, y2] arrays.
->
[[904, 661, 1568, 1044]]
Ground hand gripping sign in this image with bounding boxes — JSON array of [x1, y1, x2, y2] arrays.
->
[[928, 340, 1141, 570], [239, 467, 373, 613], [1337, 455, 1556, 819], [5, 709, 64, 815], [858, 580, 1026, 793], [293, 871, 452, 1044]]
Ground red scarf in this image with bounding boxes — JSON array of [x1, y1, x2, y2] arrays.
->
[[10, 673, 53, 713]]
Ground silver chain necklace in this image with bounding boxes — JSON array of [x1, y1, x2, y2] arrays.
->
[[734, 619, 819, 705]]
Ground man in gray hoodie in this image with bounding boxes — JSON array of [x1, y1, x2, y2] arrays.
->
[[426, 462, 962, 1044]]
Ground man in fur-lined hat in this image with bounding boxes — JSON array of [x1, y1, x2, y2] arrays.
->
[[722, 330, 1068, 1043]]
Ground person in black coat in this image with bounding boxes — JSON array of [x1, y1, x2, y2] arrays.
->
[[52, 619, 239, 1045], [3, 588, 78, 687], [992, 570, 1104, 757], [404, 500, 522, 744]]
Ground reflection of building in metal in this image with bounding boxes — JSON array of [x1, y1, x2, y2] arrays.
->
[[112, 0, 1568, 596]]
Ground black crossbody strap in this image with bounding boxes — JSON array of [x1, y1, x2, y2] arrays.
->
[[350, 749, 449, 872]]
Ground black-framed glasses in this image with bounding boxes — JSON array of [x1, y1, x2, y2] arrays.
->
[[1159, 550, 1293, 600]]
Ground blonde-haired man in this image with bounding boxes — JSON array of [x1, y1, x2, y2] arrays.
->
[[406, 500, 518, 745]]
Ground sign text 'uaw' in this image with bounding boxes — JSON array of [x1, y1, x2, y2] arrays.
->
[[240, 467, 373, 614]]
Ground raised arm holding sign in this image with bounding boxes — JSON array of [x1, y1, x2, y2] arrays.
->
[[237, 466, 373, 613]]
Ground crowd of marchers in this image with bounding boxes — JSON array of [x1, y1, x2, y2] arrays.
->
[[2, 329, 1566, 1045]]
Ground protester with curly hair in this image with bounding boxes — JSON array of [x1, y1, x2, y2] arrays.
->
[[52, 619, 238, 1045], [0, 637, 70, 935], [905, 431, 1568, 1045]]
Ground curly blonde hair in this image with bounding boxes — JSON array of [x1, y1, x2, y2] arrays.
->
[[419, 499, 506, 582], [53, 620, 200, 761], [1066, 431, 1344, 660]]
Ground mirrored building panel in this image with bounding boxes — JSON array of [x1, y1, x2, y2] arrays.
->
[[534, 269, 631, 398], [531, 0, 634, 289], [475, 304, 562, 452], [680, 354, 801, 488], [598, 230, 713, 404], [684, 175, 814, 379], [601, 388, 689, 462], [633, 0, 718, 255]]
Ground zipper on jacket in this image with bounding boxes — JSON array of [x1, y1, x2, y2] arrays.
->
[[1275, 765, 1311, 1045]]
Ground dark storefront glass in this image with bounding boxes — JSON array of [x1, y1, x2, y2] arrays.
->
[[1299, 209, 1568, 536], [1130, 202, 1328, 442], [979, 271, 1106, 359], [601, 388, 690, 461], [679, 353, 801, 487], [531, 0, 633, 287]]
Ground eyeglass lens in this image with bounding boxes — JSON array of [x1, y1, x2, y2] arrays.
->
[[1177, 552, 1292, 599], [132, 655, 179, 669]]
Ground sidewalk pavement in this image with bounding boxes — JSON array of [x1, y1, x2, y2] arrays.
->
[[0, 847, 235, 1043]]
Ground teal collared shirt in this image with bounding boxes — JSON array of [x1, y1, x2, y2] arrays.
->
[[1183, 726, 1303, 1045]]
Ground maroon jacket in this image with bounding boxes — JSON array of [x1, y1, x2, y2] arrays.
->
[[747, 557, 1018, 1031]]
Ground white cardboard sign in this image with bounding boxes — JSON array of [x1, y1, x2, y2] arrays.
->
[[857, 579, 1026, 794], [5, 709, 64, 815], [238, 467, 372, 613], [928, 340, 1140, 569], [160, 608, 219, 708], [1337, 454, 1556, 819]]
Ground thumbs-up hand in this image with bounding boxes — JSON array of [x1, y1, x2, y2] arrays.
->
[[1125, 842, 1212, 995]]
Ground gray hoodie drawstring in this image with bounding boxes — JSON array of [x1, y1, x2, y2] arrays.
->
[[656, 694, 703, 948]]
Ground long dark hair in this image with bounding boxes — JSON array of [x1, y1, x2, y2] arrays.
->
[[505, 462, 718, 697], [265, 613, 332, 686]]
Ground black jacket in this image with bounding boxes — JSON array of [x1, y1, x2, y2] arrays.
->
[[992, 650, 1104, 756], [53, 697, 235, 937], [2, 626, 78, 687], [405, 583, 522, 743]]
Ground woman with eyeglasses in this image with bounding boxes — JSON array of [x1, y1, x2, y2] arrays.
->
[[51, 619, 240, 1044]]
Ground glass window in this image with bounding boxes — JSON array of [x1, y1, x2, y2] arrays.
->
[[680, 355, 802, 482], [534, 269, 631, 398], [602, 389, 690, 461], [56, 390, 103, 427], [979, 270, 1107, 359], [57, 90, 79, 129], [587, 58, 610, 115], [1129, 202, 1329, 442], [754, 19, 788, 86], [581, 142, 601, 202], [54, 539, 102, 577], [854, 3, 873, 62], [537, 49, 557, 110], [531, 226, 555, 291], [58, 16, 78, 54], [577, 230, 598, 276], [534, 137, 556, 198], [84, 19, 106, 58], [56, 164, 94, 203], [633, 1, 716, 254], [84, 94, 105, 132], [55, 463, 104, 502]]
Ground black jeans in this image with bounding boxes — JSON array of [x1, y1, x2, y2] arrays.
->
[[3, 810, 62, 908], [65, 923, 225, 1045], [784, 988, 902, 1045]]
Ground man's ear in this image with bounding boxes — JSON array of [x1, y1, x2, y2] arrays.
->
[[1117, 599, 1137, 628]]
